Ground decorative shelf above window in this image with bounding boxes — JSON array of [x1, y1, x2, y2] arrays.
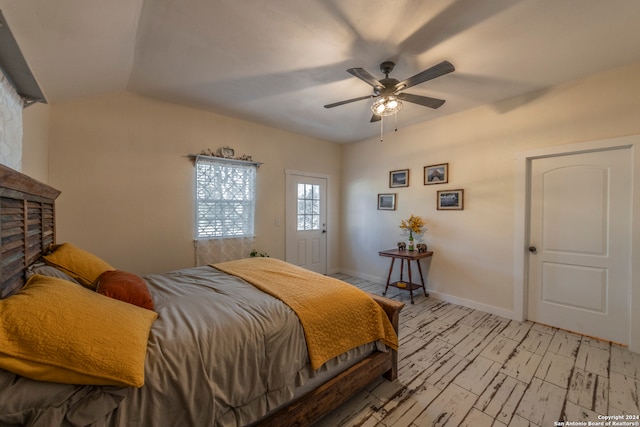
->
[[187, 154, 262, 168]]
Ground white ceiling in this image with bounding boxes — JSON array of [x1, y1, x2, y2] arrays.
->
[[2, 0, 640, 143]]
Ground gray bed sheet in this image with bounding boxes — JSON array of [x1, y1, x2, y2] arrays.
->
[[0, 266, 377, 427]]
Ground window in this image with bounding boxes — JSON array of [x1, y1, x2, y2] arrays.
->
[[297, 183, 320, 231], [195, 157, 256, 239]]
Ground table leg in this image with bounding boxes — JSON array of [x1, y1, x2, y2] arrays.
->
[[407, 260, 415, 304], [416, 259, 428, 297], [383, 258, 395, 296]]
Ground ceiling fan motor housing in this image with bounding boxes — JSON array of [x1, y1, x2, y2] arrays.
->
[[380, 61, 396, 75]]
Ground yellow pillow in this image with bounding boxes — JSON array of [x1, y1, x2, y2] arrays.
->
[[43, 243, 114, 289], [0, 275, 158, 387]]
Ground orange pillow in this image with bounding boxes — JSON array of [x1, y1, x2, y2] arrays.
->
[[96, 270, 154, 310]]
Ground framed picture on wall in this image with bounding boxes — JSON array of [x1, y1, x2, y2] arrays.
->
[[389, 169, 409, 187], [377, 193, 397, 210], [437, 189, 464, 210], [424, 163, 448, 185]]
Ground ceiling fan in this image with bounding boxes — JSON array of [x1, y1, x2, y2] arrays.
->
[[324, 60, 455, 122]]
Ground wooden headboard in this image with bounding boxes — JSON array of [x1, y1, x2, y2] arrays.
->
[[0, 164, 60, 298]]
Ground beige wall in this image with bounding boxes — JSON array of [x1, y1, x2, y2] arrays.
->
[[23, 60, 640, 330], [340, 61, 640, 316], [48, 91, 342, 275], [22, 102, 50, 183]]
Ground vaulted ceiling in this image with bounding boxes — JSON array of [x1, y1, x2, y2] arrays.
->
[[2, 0, 640, 143]]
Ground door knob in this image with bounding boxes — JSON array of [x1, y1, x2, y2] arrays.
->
[[528, 246, 537, 254]]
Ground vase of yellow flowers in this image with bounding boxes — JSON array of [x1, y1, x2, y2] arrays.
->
[[399, 214, 426, 251]]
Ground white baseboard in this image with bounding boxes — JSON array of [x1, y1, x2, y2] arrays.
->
[[426, 289, 514, 320], [339, 268, 382, 284], [327, 266, 342, 276], [338, 269, 515, 320]]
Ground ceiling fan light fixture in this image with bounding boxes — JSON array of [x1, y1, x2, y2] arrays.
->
[[371, 95, 403, 116]]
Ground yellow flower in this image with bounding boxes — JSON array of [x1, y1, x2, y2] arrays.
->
[[399, 214, 426, 235]]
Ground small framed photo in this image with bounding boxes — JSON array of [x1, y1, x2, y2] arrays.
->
[[424, 163, 448, 185], [378, 193, 397, 210], [437, 189, 464, 210], [389, 169, 409, 188]]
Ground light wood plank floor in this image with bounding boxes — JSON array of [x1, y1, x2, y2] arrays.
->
[[321, 274, 640, 427]]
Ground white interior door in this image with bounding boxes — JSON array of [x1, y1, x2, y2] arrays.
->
[[285, 172, 327, 274], [527, 148, 632, 344]]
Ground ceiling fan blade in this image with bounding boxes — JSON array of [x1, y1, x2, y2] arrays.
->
[[370, 114, 381, 123], [396, 60, 455, 91], [397, 93, 446, 109], [324, 95, 373, 109], [347, 68, 384, 90]]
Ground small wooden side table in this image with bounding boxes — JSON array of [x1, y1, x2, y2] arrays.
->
[[378, 248, 433, 304]]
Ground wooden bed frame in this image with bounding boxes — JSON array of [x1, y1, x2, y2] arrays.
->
[[0, 164, 60, 298], [0, 163, 403, 426]]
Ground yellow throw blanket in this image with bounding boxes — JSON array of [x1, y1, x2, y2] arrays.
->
[[213, 258, 398, 370]]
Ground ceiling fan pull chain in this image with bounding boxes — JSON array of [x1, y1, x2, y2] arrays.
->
[[380, 115, 384, 142], [394, 112, 398, 132]]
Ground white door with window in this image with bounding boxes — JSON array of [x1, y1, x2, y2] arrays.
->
[[285, 171, 327, 274], [527, 148, 632, 344]]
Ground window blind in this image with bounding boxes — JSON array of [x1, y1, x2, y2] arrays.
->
[[195, 156, 256, 239]]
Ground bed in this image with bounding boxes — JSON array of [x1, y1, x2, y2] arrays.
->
[[0, 163, 403, 427]]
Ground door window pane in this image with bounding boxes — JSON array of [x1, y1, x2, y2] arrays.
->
[[297, 183, 320, 231]]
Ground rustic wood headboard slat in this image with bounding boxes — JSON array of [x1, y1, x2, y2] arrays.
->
[[0, 164, 60, 298]]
